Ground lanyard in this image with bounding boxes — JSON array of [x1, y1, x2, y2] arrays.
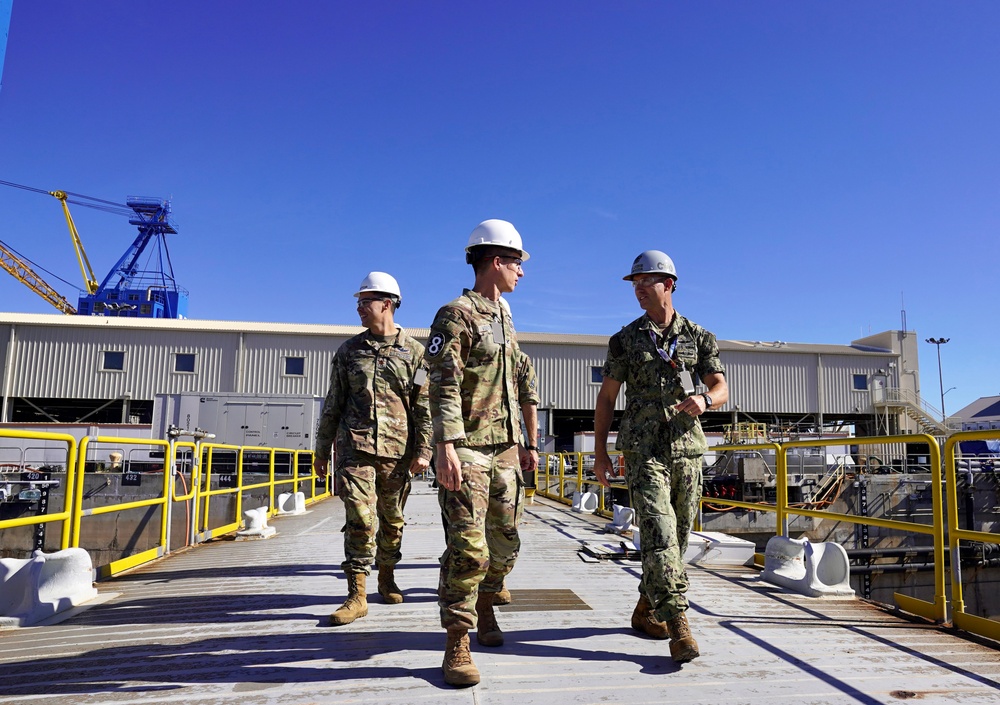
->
[[649, 329, 683, 371]]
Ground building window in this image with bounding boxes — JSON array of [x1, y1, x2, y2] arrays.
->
[[140, 304, 152, 315], [128, 293, 140, 301], [853, 374, 868, 391], [175, 353, 196, 373], [103, 351, 125, 371], [284, 356, 305, 376], [591, 366, 603, 383], [107, 292, 118, 300]]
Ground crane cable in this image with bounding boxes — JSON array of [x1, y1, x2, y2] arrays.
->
[[0, 238, 79, 291], [0, 179, 134, 217]]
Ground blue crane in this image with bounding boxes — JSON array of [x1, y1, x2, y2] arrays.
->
[[75, 196, 189, 319], [0, 181, 189, 319]]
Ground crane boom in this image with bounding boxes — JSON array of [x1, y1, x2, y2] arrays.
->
[[0, 239, 77, 314], [49, 190, 99, 295]]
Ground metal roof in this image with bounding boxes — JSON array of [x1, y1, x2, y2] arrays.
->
[[0, 311, 896, 355]]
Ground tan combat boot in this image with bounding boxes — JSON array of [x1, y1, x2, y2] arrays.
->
[[475, 591, 504, 647], [494, 580, 512, 605], [377, 565, 404, 604], [666, 611, 700, 663], [442, 629, 480, 687], [630, 593, 668, 639], [330, 573, 368, 626]]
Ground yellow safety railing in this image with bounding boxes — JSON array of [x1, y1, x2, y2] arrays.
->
[[539, 435, 950, 626], [778, 435, 946, 624], [0, 428, 330, 580], [198, 443, 246, 540], [536, 451, 629, 515], [169, 440, 200, 550], [197, 444, 332, 542], [943, 430, 1000, 642], [0, 429, 78, 550], [73, 435, 173, 579]]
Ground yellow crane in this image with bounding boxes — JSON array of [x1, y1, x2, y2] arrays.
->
[[0, 179, 129, 314], [49, 189, 99, 295], [0, 240, 77, 314]]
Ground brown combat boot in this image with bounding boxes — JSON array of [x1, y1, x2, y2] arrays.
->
[[443, 629, 480, 687], [475, 591, 504, 647], [494, 581, 512, 605], [377, 565, 404, 604], [330, 573, 368, 626], [666, 612, 700, 663], [630, 593, 669, 639]]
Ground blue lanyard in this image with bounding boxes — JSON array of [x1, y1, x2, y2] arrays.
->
[[649, 329, 682, 370]]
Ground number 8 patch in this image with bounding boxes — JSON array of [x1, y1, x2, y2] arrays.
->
[[427, 332, 445, 356]]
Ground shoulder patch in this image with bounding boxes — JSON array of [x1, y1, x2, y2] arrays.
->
[[427, 332, 446, 357]]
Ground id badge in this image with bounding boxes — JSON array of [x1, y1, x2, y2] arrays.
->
[[491, 319, 506, 345]]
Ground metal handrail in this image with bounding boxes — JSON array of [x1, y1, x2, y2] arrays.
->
[[0, 429, 78, 550], [943, 430, 1000, 643]]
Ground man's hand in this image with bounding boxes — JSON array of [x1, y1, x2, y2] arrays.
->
[[593, 449, 615, 488], [436, 442, 463, 491], [674, 393, 708, 417], [313, 457, 329, 479], [518, 445, 538, 473], [408, 456, 431, 477]]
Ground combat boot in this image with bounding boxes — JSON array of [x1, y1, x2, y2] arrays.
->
[[630, 593, 668, 639], [475, 591, 504, 647], [377, 565, 404, 604], [442, 629, 480, 687], [494, 580, 512, 605], [666, 611, 700, 663], [330, 572, 368, 626]]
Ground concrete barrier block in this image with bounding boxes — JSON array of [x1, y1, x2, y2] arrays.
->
[[0, 548, 98, 628], [761, 536, 854, 597]]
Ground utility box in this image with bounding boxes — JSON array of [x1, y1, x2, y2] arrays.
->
[[152, 393, 322, 449]]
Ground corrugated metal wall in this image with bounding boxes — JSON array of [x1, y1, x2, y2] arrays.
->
[[241, 332, 350, 396], [521, 342, 618, 411], [820, 354, 891, 414], [8, 325, 239, 399], [722, 351, 818, 414], [0, 318, 900, 421]]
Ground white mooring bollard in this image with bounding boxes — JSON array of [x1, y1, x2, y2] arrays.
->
[[236, 506, 276, 539], [276, 491, 307, 515], [761, 536, 854, 597]]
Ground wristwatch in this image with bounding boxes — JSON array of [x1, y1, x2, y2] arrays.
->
[[525, 444, 539, 452], [701, 392, 713, 409]]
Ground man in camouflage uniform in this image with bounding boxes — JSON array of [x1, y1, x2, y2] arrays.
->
[[593, 250, 728, 664], [427, 219, 539, 687], [314, 272, 432, 626]]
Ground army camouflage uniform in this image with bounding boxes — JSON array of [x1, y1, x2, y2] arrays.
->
[[315, 327, 432, 576], [602, 312, 725, 622], [427, 289, 528, 631]]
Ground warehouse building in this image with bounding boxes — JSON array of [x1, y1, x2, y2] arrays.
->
[[0, 312, 945, 450]]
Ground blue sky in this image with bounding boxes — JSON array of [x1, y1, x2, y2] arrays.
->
[[1, 2, 998, 416]]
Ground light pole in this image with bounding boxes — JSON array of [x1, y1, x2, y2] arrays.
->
[[925, 337, 950, 419]]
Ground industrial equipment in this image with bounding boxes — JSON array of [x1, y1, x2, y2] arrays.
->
[[0, 181, 189, 318]]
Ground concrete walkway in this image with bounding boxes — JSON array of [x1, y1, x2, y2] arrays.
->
[[1, 481, 998, 704]]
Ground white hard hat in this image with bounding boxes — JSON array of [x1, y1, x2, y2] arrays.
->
[[465, 219, 530, 262], [355, 271, 402, 306], [623, 250, 677, 281]]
